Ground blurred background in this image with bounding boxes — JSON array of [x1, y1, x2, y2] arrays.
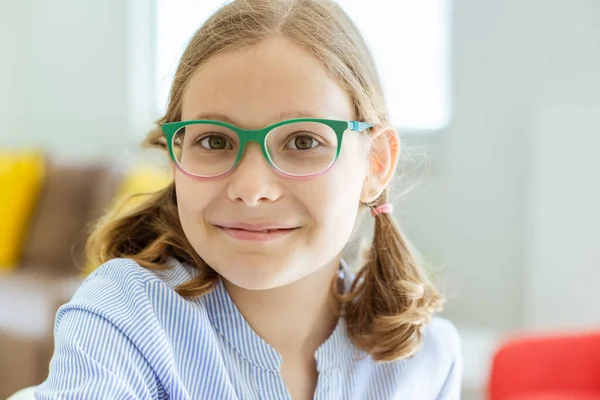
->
[[1, 0, 599, 399]]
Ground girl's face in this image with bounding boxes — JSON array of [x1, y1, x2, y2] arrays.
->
[[177, 37, 370, 290]]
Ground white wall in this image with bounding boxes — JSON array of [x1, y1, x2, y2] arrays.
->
[[0, 1, 25, 146], [525, 104, 600, 330], [0, 0, 155, 162], [521, 1, 600, 330]]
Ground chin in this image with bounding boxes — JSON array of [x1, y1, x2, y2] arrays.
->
[[215, 256, 293, 291]]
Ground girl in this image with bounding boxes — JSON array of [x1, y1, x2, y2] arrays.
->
[[36, 0, 461, 398]]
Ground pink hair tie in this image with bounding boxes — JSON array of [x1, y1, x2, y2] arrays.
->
[[370, 203, 394, 217]]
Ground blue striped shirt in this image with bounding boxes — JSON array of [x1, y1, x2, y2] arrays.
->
[[36, 258, 462, 399]]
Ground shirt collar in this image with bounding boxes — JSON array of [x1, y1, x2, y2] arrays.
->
[[202, 259, 356, 373]]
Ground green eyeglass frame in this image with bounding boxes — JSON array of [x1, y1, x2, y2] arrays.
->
[[162, 118, 374, 179]]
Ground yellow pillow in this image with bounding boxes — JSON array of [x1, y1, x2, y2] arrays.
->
[[0, 151, 45, 270], [114, 164, 172, 211]]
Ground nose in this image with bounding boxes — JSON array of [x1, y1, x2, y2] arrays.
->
[[226, 143, 283, 206]]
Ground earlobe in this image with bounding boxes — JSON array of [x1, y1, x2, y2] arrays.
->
[[360, 125, 400, 203]]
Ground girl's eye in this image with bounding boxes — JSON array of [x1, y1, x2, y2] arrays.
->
[[286, 134, 320, 150], [197, 135, 233, 150]]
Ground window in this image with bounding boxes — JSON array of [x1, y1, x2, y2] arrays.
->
[[156, 0, 451, 130]]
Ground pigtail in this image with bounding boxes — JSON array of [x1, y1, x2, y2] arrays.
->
[[337, 192, 445, 362]]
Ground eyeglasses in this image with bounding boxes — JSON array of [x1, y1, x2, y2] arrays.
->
[[162, 118, 373, 179]]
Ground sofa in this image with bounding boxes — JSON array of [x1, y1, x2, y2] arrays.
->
[[0, 151, 170, 398]]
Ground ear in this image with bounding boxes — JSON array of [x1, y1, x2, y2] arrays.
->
[[360, 125, 400, 203]]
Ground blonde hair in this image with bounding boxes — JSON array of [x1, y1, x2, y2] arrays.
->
[[87, 0, 444, 362]]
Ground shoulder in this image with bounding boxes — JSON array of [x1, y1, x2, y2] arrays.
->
[[417, 317, 463, 397], [75, 257, 196, 296], [415, 317, 462, 373], [82, 257, 198, 289], [57, 257, 199, 328], [421, 316, 461, 360], [406, 317, 461, 375], [353, 317, 461, 398], [396, 317, 462, 396]]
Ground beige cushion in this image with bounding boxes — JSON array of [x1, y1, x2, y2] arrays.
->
[[20, 161, 118, 275]]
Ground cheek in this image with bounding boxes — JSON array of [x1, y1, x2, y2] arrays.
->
[[331, 135, 370, 200], [304, 142, 368, 235], [174, 174, 215, 231]]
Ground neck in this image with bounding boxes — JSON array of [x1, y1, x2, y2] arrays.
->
[[223, 258, 341, 360]]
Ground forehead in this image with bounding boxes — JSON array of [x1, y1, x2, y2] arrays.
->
[[181, 37, 354, 128]]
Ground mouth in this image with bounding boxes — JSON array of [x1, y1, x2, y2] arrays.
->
[[214, 224, 300, 241], [228, 228, 291, 233]]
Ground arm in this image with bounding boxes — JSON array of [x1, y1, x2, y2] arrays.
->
[[35, 307, 161, 399]]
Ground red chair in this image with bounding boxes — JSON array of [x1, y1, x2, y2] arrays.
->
[[488, 331, 600, 400]]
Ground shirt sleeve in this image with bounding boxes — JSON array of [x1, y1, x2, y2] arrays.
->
[[34, 307, 161, 399]]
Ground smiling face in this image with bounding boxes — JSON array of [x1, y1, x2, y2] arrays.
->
[[176, 37, 371, 290]]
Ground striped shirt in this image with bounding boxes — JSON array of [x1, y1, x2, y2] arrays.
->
[[35, 258, 462, 399]]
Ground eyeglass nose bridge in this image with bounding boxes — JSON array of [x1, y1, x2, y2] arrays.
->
[[229, 127, 276, 175]]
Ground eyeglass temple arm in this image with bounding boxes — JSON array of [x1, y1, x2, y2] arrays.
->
[[350, 121, 374, 131]]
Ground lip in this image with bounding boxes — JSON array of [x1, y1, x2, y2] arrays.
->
[[218, 222, 298, 231], [213, 222, 300, 242]]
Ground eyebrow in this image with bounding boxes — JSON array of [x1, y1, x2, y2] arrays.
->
[[189, 111, 318, 126]]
